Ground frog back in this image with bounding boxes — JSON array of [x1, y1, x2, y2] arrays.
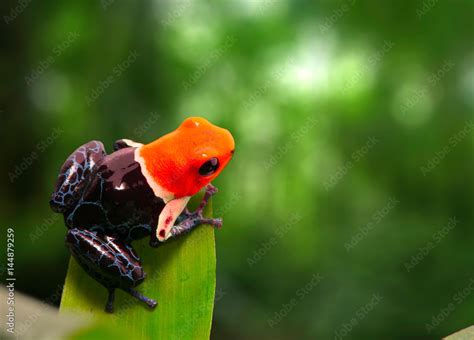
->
[[68, 147, 165, 240]]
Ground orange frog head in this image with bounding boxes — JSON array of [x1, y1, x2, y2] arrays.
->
[[137, 117, 235, 201]]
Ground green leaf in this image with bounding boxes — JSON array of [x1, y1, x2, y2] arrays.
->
[[60, 195, 216, 340]]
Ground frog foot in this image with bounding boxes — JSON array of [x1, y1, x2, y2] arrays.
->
[[105, 288, 157, 313], [170, 216, 223, 237], [125, 288, 158, 310], [180, 183, 222, 228], [166, 184, 222, 239]]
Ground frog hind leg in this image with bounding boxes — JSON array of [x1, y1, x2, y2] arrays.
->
[[65, 227, 157, 313], [50, 141, 106, 213]]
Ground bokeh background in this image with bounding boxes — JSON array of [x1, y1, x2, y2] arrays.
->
[[1, 0, 474, 338]]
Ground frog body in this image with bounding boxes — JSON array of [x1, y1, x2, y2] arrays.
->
[[55, 143, 164, 240], [50, 117, 234, 312]]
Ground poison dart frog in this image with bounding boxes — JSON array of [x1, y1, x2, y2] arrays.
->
[[50, 117, 235, 313]]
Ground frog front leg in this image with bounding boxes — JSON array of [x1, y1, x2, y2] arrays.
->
[[65, 228, 157, 313], [170, 184, 222, 238], [149, 185, 222, 247]]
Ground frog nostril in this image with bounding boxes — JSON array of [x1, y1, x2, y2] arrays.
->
[[230, 149, 235, 155]]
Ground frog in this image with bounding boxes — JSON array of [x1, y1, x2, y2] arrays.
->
[[50, 117, 235, 313]]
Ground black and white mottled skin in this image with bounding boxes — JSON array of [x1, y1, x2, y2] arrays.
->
[[50, 140, 221, 312]]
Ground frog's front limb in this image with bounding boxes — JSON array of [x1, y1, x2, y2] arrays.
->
[[148, 184, 222, 248], [50, 141, 106, 213], [65, 228, 157, 313], [167, 184, 222, 240]]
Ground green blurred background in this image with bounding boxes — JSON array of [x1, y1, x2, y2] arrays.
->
[[1, 0, 473, 338]]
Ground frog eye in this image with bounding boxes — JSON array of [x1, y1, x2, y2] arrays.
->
[[199, 157, 219, 176]]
